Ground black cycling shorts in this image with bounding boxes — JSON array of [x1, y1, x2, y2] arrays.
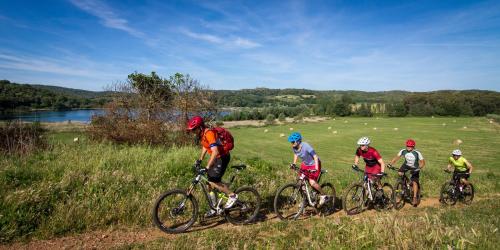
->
[[453, 170, 470, 180], [207, 154, 231, 183], [399, 164, 420, 182]]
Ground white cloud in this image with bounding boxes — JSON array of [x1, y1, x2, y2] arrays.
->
[[69, 0, 144, 38], [234, 37, 261, 48], [179, 28, 224, 44]]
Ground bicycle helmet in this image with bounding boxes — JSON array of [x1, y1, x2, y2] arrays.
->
[[452, 149, 462, 156], [187, 116, 204, 130], [406, 139, 416, 147], [357, 136, 371, 145], [288, 132, 302, 143]]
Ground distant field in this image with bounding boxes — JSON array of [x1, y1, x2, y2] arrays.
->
[[229, 117, 500, 195]]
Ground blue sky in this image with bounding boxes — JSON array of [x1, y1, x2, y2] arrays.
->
[[0, 0, 499, 91]]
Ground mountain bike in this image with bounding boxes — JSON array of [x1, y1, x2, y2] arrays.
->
[[274, 164, 336, 220], [152, 163, 261, 233], [343, 165, 393, 215], [439, 170, 474, 205], [387, 164, 421, 209]]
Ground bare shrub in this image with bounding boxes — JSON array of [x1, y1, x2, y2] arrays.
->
[[0, 121, 47, 155], [87, 72, 216, 146]]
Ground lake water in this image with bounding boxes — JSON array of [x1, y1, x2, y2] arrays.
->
[[0, 109, 101, 123]]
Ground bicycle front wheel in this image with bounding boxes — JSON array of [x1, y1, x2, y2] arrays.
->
[[152, 189, 198, 234], [342, 183, 365, 215], [439, 182, 457, 205], [393, 181, 405, 210], [274, 183, 305, 220], [374, 183, 393, 211], [225, 186, 261, 225]]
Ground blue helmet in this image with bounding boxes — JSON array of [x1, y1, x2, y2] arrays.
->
[[288, 132, 302, 143]]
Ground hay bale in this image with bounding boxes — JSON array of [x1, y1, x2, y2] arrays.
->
[[442, 123, 446, 126], [454, 139, 463, 145], [264, 129, 269, 133], [279, 133, 285, 137], [373, 127, 377, 130], [393, 128, 399, 131], [364, 123, 368, 125], [328, 126, 332, 130], [333, 130, 338, 134], [463, 126, 467, 129], [73, 137, 79, 142], [289, 127, 294, 131]]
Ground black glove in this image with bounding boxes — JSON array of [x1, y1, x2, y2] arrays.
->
[[195, 160, 202, 166], [352, 164, 359, 169], [387, 164, 393, 169], [380, 171, 386, 176], [290, 163, 297, 169]]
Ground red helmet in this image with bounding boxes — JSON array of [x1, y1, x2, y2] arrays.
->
[[406, 139, 416, 147], [187, 116, 204, 130]]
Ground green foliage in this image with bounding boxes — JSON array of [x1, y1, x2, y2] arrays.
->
[[265, 114, 275, 125], [0, 80, 111, 112], [278, 113, 286, 122]]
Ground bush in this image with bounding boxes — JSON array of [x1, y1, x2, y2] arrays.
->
[[0, 121, 47, 155]]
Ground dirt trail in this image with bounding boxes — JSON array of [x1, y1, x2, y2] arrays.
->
[[0, 196, 486, 250]]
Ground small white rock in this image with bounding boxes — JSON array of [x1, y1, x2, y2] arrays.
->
[[73, 137, 79, 142], [289, 128, 294, 131]]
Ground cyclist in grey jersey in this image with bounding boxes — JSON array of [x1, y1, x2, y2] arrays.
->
[[388, 139, 425, 205]]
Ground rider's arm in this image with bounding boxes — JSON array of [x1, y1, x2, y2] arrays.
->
[[389, 155, 401, 166], [293, 154, 298, 165], [446, 163, 452, 171], [313, 155, 319, 171], [378, 158, 386, 173], [354, 155, 360, 166], [419, 159, 426, 169], [199, 147, 207, 161], [206, 146, 219, 169], [464, 159, 473, 174]]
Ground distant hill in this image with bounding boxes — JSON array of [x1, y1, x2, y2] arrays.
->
[[0, 80, 112, 112], [31, 84, 113, 99]]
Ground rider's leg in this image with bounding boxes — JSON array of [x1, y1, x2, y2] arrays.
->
[[209, 181, 234, 196], [461, 178, 469, 186], [308, 179, 324, 195]]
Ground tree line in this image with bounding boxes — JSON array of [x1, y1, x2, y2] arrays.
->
[[0, 80, 111, 112]]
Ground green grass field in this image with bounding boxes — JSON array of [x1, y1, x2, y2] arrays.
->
[[1, 117, 499, 248]]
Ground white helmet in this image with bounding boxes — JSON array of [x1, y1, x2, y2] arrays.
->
[[452, 149, 462, 156], [357, 137, 371, 145]]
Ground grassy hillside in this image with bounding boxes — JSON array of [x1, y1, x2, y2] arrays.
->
[[0, 117, 499, 248]]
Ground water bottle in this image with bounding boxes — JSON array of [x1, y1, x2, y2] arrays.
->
[[209, 191, 217, 207]]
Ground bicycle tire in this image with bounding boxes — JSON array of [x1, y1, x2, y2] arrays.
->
[[274, 183, 305, 220], [462, 183, 474, 205], [224, 186, 261, 225], [342, 182, 365, 215], [318, 182, 336, 216], [152, 189, 198, 234], [439, 182, 457, 205], [374, 183, 393, 211], [393, 181, 405, 210]]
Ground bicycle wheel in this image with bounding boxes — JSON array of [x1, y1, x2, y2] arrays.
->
[[225, 186, 261, 225], [152, 189, 198, 234], [393, 181, 405, 210], [318, 182, 336, 216], [374, 183, 393, 211], [462, 183, 474, 205], [439, 182, 457, 205], [274, 183, 305, 220], [342, 183, 365, 215]]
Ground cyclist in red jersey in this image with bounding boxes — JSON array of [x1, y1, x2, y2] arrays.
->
[[353, 137, 386, 181]]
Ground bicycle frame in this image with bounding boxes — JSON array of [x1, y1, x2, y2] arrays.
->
[[353, 167, 381, 202]]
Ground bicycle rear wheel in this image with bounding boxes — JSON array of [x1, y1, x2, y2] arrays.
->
[[393, 181, 405, 210], [462, 183, 474, 205], [152, 189, 198, 234], [274, 183, 305, 220], [318, 182, 336, 216], [439, 182, 457, 205], [342, 183, 365, 215], [225, 186, 261, 225]]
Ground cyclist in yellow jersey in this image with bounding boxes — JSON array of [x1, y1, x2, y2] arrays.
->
[[446, 149, 473, 186]]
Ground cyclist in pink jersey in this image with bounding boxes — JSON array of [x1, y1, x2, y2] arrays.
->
[[353, 137, 386, 181]]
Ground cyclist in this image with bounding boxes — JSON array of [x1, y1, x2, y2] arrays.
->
[[353, 136, 386, 184], [288, 132, 328, 206], [388, 139, 425, 206], [446, 149, 473, 186], [187, 116, 237, 216]]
